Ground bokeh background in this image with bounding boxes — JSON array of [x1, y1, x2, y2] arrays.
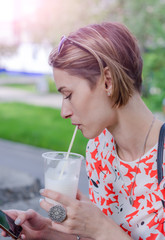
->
[[0, 0, 165, 155]]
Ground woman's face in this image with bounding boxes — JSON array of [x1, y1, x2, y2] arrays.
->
[[53, 68, 117, 139]]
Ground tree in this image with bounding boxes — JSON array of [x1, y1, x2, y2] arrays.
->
[[114, 0, 165, 51]]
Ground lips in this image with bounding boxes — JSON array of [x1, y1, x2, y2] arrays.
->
[[72, 123, 79, 126]]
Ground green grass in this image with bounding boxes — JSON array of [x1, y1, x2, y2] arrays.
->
[[0, 102, 88, 156]]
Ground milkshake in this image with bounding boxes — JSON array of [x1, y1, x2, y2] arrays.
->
[[42, 152, 83, 204]]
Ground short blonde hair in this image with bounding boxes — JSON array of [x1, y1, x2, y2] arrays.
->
[[49, 22, 143, 107]]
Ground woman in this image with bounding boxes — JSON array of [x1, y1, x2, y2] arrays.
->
[[2, 22, 165, 240]]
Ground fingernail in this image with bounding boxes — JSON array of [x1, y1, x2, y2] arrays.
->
[[39, 189, 44, 194], [15, 218, 21, 225], [39, 198, 44, 203], [20, 234, 25, 239]]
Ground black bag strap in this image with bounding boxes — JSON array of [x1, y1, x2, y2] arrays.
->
[[157, 123, 165, 208], [157, 123, 165, 184]]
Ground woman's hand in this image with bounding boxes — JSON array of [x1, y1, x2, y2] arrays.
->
[[1, 209, 50, 240], [40, 189, 123, 240], [1, 209, 87, 240]]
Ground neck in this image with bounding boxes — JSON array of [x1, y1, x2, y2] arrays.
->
[[107, 93, 160, 162]]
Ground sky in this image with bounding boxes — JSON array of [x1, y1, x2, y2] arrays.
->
[[0, 0, 52, 73], [0, 0, 40, 22], [0, 0, 43, 44]]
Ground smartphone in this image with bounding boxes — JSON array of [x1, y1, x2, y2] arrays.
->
[[0, 210, 22, 239]]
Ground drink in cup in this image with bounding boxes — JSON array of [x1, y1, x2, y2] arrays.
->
[[42, 151, 84, 204]]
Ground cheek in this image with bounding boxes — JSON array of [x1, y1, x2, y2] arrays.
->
[[73, 93, 92, 113]]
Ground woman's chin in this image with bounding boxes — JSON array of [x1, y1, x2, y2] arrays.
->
[[81, 130, 92, 139], [82, 130, 100, 140]]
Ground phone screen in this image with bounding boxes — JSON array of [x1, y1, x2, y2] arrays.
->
[[0, 210, 22, 239]]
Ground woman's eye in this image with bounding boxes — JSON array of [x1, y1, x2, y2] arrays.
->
[[64, 93, 72, 100]]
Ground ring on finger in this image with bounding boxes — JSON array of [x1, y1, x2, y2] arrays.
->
[[48, 205, 67, 223]]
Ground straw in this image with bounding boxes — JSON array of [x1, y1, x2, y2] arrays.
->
[[66, 125, 78, 159], [59, 126, 78, 179]]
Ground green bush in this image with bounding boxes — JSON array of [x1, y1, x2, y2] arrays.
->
[[143, 93, 164, 112], [142, 48, 165, 98]]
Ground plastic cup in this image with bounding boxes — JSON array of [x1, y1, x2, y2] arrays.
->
[[42, 151, 84, 204]]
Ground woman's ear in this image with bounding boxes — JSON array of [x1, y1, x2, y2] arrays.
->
[[104, 67, 112, 96]]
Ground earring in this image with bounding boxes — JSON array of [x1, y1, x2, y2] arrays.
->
[[107, 92, 111, 96]]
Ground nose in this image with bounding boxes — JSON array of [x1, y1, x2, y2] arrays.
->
[[61, 100, 73, 119]]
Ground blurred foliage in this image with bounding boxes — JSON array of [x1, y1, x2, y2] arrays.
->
[[46, 75, 58, 93], [142, 49, 165, 97], [103, 0, 165, 102], [143, 94, 164, 112], [115, 0, 165, 51]]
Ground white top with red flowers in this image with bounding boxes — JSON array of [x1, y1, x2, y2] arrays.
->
[[86, 129, 165, 239]]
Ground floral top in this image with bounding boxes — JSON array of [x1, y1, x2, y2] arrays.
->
[[86, 129, 165, 239]]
